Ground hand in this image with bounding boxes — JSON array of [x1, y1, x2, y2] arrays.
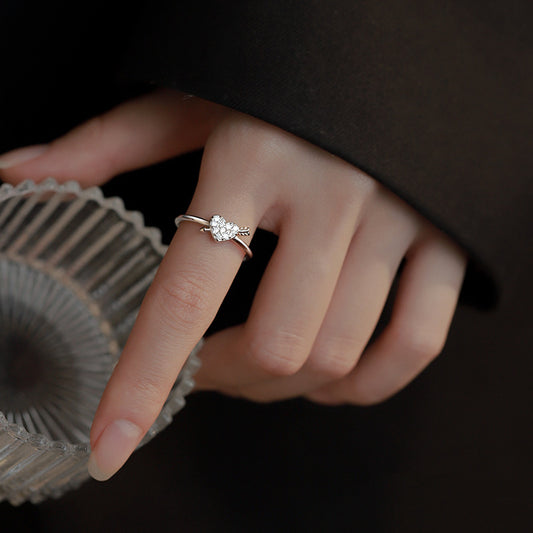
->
[[0, 89, 467, 480]]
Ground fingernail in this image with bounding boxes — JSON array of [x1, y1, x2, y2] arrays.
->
[[0, 144, 49, 169], [87, 419, 143, 482]]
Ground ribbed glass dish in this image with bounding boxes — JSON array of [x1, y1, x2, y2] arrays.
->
[[0, 178, 201, 506]]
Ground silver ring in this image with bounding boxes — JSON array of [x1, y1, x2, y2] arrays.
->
[[175, 214, 253, 260]]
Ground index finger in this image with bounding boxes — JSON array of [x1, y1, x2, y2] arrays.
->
[[88, 188, 259, 481]]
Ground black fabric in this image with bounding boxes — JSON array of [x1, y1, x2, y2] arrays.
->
[[0, 1, 531, 531], [117, 0, 533, 309]]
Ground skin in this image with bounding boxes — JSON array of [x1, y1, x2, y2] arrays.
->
[[0, 89, 467, 480]]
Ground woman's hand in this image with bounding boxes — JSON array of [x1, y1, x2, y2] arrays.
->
[[0, 89, 467, 480]]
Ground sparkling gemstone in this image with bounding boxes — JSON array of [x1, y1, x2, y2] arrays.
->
[[209, 215, 240, 241]]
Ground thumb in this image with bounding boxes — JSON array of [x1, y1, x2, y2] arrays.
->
[[0, 89, 225, 187]]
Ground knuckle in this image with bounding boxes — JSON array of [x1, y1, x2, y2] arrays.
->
[[351, 165, 380, 194], [390, 321, 446, 364], [338, 166, 379, 204], [216, 114, 291, 167], [240, 129, 285, 168], [342, 380, 392, 407], [309, 338, 358, 379], [155, 272, 213, 331], [316, 380, 386, 407], [320, 171, 378, 229], [332, 185, 361, 216], [245, 327, 309, 377], [350, 388, 388, 407]]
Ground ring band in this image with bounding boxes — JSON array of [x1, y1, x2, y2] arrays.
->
[[175, 214, 253, 260]]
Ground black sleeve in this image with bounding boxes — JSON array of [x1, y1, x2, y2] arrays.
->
[[116, 0, 533, 309]]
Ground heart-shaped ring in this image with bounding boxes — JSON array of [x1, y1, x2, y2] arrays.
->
[[174, 214, 253, 260]]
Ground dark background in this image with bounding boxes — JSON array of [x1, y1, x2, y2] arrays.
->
[[1, 4, 532, 531]]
